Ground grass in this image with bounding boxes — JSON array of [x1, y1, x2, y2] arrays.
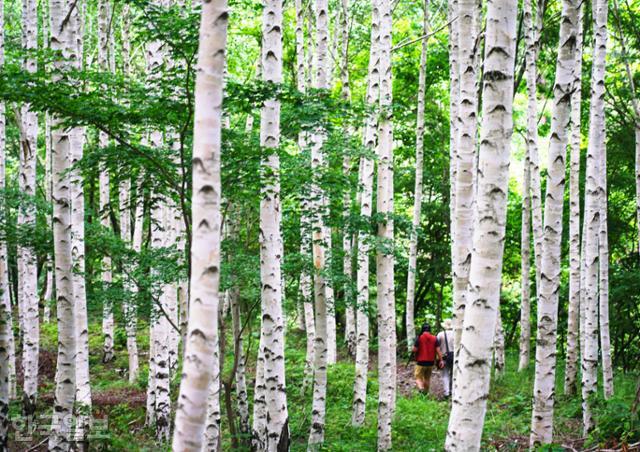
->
[[9, 323, 639, 450]]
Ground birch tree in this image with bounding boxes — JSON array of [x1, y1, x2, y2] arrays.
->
[[0, 3, 14, 443], [444, 0, 517, 446], [376, 0, 396, 447], [406, 0, 429, 353], [518, 0, 542, 373], [48, 1, 77, 448], [121, 3, 139, 384], [564, 3, 583, 395], [99, 0, 114, 364], [351, 0, 379, 426], [529, 0, 580, 443], [451, 0, 481, 357], [171, 0, 228, 447], [19, 0, 39, 416], [0, 3, 15, 402], [308, 0, 332, 445], [599, 127, 613, 400], [254, 0, 290, 446], [340, 0, 356, 358], [519, 144, 532, 371]]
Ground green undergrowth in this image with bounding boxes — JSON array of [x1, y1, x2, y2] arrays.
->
[[9, 324, 638, 451]]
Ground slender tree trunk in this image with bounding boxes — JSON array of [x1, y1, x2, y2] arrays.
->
[[230, 284, 250, 440], [451, 0, 481, 358], [295, 0, 316, 383], [530, 0, 580, 444], [44, 109, 54, 323], [526, 0, 544, 295], [19, 0, 39, 417], [444, 0, 517, 446], [171, 0, 227, 448], [351, 0, 379, 426], [308, 0, 331, 445], [203, 303, 221, 451], [519, 143, 532, 371], [48, 2, 77, 449], [448, 0, 459, 265], [121, 3, 139, 385], [376, 0, 396, 447], [254, 0, 290, 447], [519, 0, 542, 373], [494, 309, 506, 376], [406, 0, 429, 353], [564, 3, 583, 395], [340, 0, 356, 359], [98, 0, 114, 364], [0, 4, 12, 443], [598, 106, 613, 399]]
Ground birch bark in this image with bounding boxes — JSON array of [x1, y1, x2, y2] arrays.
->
[[48, 2, 77, 449], [451, 0, 481, 357], [519, 144, 531, 371], [121, 4, 139, 384], [255, 0, 290, 446], [564, 3, 583, 395], [19, 0, 39, 416], [308, 0, 332, 445], [406, 0, 429, 353], [445, 0, 517, 446], [340, 0, 356, 358], [171, 0, 227, 448], [0, 6, 15, 402], [351, 0, 379, 427], [376, 0, 396, 447], [0, 5, 14, 443], [530, 0, 580, 444]]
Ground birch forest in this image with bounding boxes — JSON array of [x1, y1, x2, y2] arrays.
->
[[1, 0, 640, 450]]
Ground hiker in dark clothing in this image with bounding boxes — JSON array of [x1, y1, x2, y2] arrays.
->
[[412, 324, 443, 393]]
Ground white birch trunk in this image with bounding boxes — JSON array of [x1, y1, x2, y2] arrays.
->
[[0, 7, 16, 442], [564, 3, 583, 395], [171, 0, 227, 448], [406, 0, 429, 353], [203, 330, 221, 451], [48, 2, 77, 448], [230, 285, 250, 437], [70, 123, 91, 448], [351, 0, 379, 426], [451, 0, 481, 357], [0, 11, 15, 402], [444, 0, 517, 446], [448, 0, 459, 255], [530, 0, 580, 444], [494, 310, 505, 376], [525, 0, 544, 291], [519, 143, 532, 371], [120, 4, 139, 385], [376, 0, 396, 447], [254, 0, 289, 447], [44, 110, 54, 323], [19, 0, 39, 416], [519, 0, 542, 374], [308, 0, 331, 445], [599, 120, 613, 400], [340, 0, 356, 359], [98, 0, 114, 365]]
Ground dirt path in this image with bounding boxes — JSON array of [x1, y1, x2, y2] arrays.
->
[[397, 363, 448, 399]]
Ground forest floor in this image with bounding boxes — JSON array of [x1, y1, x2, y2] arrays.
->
[[6, 323, 640, 451]]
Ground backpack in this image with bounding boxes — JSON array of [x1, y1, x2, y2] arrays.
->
[[442, 331, 454, 368]]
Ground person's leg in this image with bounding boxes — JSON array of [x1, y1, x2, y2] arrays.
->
[[414, 365, 424, 391], [423, 366, 433, 394], [442, 366, 451, 397]]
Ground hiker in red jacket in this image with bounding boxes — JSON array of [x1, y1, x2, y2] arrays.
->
[[412, 323, 443, 394]]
